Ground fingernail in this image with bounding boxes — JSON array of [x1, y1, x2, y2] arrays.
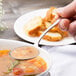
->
[[59, 21, 67, 31]]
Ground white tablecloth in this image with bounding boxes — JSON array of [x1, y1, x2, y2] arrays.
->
[[42, 45, 76, 76]]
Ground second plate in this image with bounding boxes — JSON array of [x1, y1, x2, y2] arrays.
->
[[14, 8, 75, 46]]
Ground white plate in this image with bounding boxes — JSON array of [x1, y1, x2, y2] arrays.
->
[[14, 9, 75, 46], [0, 39, 51, 76]]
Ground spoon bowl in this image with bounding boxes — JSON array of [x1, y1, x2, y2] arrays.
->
[[9, 46, 40, 60]]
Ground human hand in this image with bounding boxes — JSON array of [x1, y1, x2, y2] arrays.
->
[[56, 0, 76, 39]]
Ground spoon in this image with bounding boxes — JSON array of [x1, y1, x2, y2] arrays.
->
[[9, 19, 60, 60], [35, 18, 61, 47]]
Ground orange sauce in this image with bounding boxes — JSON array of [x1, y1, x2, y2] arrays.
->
[[0, 50, 9, 56]]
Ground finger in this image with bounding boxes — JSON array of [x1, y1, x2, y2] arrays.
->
[[56, 0, 76, 18], [59, 19, 70, 31], [69, 21, 76, 36]]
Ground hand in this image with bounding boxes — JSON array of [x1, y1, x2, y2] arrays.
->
[[56, 0, 76, 39]]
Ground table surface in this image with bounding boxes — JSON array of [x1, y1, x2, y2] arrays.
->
[[1, 0, 72, 43]]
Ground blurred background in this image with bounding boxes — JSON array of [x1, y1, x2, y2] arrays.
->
[[3, 0, 72, 20], [1, 0, 73, 40]]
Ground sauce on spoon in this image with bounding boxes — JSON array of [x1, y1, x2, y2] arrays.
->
[[10, 46, 39, 60]]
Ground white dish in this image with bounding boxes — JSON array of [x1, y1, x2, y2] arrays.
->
[[0, 39, 51, 76], [14, 9, 75, 46]]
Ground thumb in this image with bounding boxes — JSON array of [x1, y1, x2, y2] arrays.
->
[[56, 0, 76, 18]]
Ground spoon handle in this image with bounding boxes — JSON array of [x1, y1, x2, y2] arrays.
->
[[34, 18, 61, 47]]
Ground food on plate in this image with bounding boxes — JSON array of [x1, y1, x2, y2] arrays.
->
[[44, 21, 68, 38], [0, 50, 47, 76], [24, 16, 46, 37], [43, 7, 58, 23], [10, 46, 39, 60], [38, 31, 62, 41], [24, 7, 68, 41]]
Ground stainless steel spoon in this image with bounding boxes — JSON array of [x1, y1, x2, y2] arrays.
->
[[9, 19, 60, 60], [35, 18, 61, 47]]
